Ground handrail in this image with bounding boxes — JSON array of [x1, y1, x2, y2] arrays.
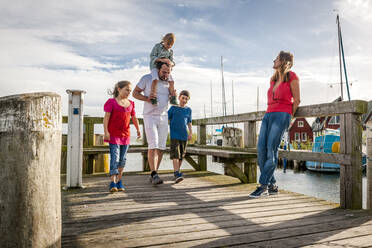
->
[[193, 100, 367, 125]]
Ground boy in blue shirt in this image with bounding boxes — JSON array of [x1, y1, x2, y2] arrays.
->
[[168, 90, 192, 183]]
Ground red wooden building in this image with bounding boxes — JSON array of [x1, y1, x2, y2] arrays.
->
[[288, 117, 313, 143]]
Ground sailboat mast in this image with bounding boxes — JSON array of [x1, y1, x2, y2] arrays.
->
[[337, 14, 351, 101], [210, 80, 213, 117], [232, 80, 235, 115], [336, 14, 344, 100], [221, 56, 227, 116]]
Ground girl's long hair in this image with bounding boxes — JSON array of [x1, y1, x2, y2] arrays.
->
[[108, 80, 131, 97], [270, 51, 294, 82]]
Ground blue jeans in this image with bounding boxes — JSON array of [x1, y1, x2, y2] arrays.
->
[[109, 144, 129, 176], [257, 112, 291, 185]]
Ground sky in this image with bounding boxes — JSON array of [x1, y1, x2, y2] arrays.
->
[[0, 0, 371, 119]]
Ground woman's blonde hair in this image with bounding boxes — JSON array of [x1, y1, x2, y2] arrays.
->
[[162, 33, 175, 46], [108, 80, 131, 97], [270, 51, 294, 82]]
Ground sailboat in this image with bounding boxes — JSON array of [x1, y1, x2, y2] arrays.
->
[[306, 14, 367, 172]]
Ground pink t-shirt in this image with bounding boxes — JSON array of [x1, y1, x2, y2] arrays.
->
[[104, 98, 135, 145]]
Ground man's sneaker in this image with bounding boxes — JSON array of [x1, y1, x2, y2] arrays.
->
[[152, 174, 163, 185], [151, 97, 158, 105], [268, 184, 279, 195], [116, 180, 125, 191], [174, 172, 184, 184], [109, 182, 118, 193], [170, 96, 178, 105], [149, 176, 153, 183], [249, 185, 268, 198]]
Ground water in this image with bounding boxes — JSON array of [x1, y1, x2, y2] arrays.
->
[[123, 150, 368, 209]]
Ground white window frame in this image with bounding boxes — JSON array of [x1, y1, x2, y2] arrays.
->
[[298, 121, 304, 127], [295, 132, 300, 142], [329, 116, 340, 125], [301, 132, 307, 141]]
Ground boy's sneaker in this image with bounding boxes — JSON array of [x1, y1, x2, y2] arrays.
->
[[152, 174, 163, 185], [174, 172, 184, 184], [249, 185, 268, 198], [170, 96, 178, 105], [116, 180, 125, 191], [109, 182, 118, 193], [151, 97, 158, 105], [268, 184, 279, 195]]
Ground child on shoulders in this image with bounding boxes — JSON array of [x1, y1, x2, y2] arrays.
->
[[149, 33, 177, 106]]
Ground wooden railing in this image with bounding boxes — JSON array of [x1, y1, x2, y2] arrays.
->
[[62, 99, 368, 209]]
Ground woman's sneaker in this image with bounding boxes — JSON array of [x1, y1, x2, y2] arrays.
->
[[109, 182, 118, 192], [249, 185, 268, 198], [116, 180, 125, 191], [268, 184, 279, 195]]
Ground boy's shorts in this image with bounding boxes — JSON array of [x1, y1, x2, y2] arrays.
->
[[170, 139, 187, 160]]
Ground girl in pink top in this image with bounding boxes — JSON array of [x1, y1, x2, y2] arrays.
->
[[249, 51, 300, 198], [103, 80, 141, 192]]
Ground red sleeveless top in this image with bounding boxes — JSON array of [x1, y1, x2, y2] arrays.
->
[[266, 71, 298, 115]]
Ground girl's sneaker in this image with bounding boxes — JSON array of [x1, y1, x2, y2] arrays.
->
[[116, 180, 125, 191], [109, 182, 118, 192]]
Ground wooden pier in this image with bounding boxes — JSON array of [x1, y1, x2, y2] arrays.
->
[[61, 172, 372, 247]]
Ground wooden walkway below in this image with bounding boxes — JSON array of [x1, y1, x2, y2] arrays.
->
[[62, 172, 372, 248]]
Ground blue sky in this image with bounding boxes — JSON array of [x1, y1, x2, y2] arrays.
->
[[0, 0, 371, 118]]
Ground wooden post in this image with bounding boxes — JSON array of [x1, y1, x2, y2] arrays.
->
[[66, 90, 86, 185], [367, 120, 372, 210], [141, 124, 150, 171], [94, 134, 109, 173], [84, 119, 95, 174], [244, 121, 257, 183], [197, 125, 207, 171], [339, 113, 363, 209], [0, 92, 62, 247]]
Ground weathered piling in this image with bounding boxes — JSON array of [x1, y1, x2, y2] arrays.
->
[[367, 119, 372, 210], [0, 92, 62, 247]]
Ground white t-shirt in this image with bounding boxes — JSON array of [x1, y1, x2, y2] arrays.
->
[[136, 73, 169, 116]]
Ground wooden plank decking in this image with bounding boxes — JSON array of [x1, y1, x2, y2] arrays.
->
[[62, 172, 372, 248]]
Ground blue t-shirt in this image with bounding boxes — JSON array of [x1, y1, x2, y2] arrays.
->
[[168, 106, 192, 141]]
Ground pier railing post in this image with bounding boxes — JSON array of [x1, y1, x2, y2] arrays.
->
[[339, 113, 363, 209], [142, 124, 149, 171], [244, 121, 257, 183], [66, 90, 86, 187], [367, 119, 372, 210], [0, 92, 62, 247], [197, 125, 207, 171]]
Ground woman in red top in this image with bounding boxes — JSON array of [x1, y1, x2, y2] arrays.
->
[[104, 81, 141, 192], [249, 51, 300, 198]]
